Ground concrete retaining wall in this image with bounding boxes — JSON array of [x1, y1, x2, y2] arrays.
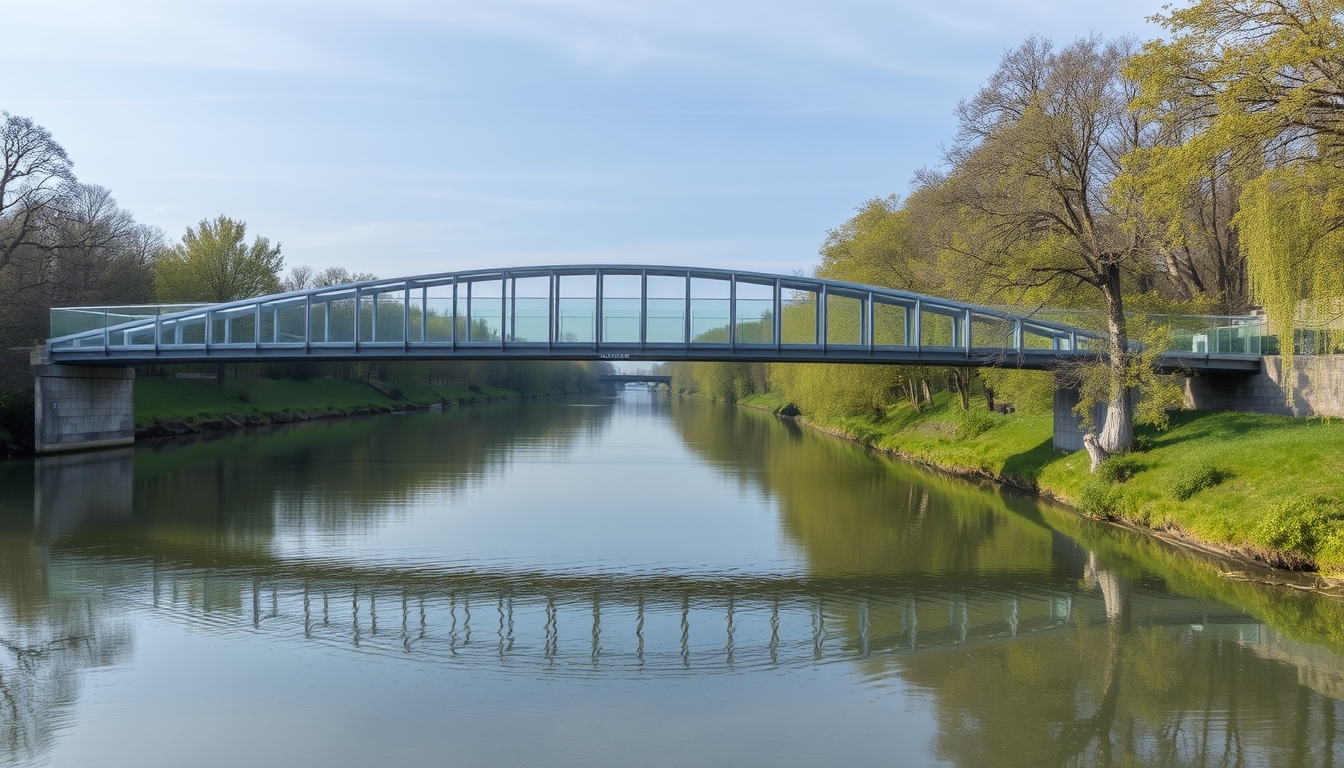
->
[[1183, 355, 1344, 417], [32, 358, 135, 454]]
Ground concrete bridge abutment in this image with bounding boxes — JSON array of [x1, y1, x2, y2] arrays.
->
[[1054, 355, 1344, 452], [1052, 382, 1108, 453], [31, 350, 135, 454], [1182, 355, 1344, 417]]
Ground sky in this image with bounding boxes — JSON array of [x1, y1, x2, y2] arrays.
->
[[3, 0, 1171, 280]]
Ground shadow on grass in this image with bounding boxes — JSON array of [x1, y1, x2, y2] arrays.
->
[[1001, 437, 1060, 486], [1148, 409, 1296, 449]]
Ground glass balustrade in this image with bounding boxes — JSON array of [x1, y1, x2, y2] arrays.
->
[[43, 270, 1268, 366]]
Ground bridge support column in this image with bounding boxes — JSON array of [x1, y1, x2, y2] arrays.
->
[[31, 350, 135, 454], [1052, 381, 1107, 452]]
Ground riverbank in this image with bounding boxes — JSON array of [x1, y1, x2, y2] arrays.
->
[[135, 376, 584, 439], [730, 389, 1344, 578]]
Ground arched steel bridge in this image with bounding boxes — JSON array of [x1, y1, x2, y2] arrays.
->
[[45, 265, 1262, 371]]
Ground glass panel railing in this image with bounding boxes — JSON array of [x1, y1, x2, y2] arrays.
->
[[511, 297, 550, 343], [49, 304, 208, 340], [646, 299, 686, 343], [690, 299, 729, 343], [780, 291, 818, 345]]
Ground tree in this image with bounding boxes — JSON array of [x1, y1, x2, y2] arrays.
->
[[0, 112, 75, 274], [911, 36, 1158, 459], [154, 215, 283, 302], [0, 183, 161, 352], [1127, 0, 1344, 393], [281, 264, 315, 292], [819, 196, 932, 291], [312, 266, 377, 287]]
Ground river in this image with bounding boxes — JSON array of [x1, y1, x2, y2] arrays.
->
[[1, 390, 1342, 767]]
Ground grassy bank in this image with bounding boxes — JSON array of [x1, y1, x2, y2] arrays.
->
[[736, 389, 1344, 577], [135, 376, 577, 433]]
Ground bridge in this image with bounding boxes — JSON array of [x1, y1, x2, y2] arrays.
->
[[599, 374, 672, 387], [33, 265, 1266, 453]]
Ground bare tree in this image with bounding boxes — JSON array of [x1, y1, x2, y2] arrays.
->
[[313, 266, 378, 288], [0, 184, 161, 348], [0, 113, 75, 273], [282, 264, 316, 291]]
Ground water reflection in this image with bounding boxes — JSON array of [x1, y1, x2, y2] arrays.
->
[[0, 454, 134, 765], [1, 392, 1343, 766]]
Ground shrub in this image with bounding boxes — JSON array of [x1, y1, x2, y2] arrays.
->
[[1253, 496, 1344, 557], [1168, 461, 1226, 500], [1078, 478, 1127, 518], [1097, 454, 1143, 484], [954, 408, 997, 440]]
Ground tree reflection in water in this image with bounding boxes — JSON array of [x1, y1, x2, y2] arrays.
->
[[670, 397, 1344, 767], [0, 394, 1341, 766]]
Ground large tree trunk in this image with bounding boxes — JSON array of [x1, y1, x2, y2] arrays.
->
[[1097, 267, 1134, 455]]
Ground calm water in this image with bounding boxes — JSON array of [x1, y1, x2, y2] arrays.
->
[[2, 391, 1343, 767]]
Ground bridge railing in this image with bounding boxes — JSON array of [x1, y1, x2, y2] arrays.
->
[[1014, 309, 1267, 356], [46, 266, 1112, 362]]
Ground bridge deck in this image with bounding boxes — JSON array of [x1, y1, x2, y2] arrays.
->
[[44, 266, 1265, 372]]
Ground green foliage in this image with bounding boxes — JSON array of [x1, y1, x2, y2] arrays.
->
[[1070, 321, 1185, 434], [1235, 167, 1344, 400], [770, 363, 916, 419], [954, 407, 997, 440], [1077, 478, 1129, 519], [818, 196, 940, 294], [1253, 496, 1344, 565], [1128, 0, 1344, 385], [665, 361, 768, 403], [1168, 460, 1226, 501], [155, 215, 284, 302], [1097, 454, 1143, 484], [978, 369, 1053, 415]]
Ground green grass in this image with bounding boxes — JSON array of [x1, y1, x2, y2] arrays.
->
[[135, 376, 565, 430], [738, 391, 792, 411], [747, 391, 1344, 575]]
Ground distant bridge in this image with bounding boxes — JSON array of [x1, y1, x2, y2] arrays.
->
[[33, 265, 1265, 454], [600, 374, 672, 386]]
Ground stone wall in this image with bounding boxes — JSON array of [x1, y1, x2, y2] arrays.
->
[[1183, 355, 1344, 417], [32, 358, 135, 454]]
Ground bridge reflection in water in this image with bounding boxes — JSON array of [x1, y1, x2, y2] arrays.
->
[[66, 558, 1102, 673], [9, 397, 1344, 767], [23, 439, 1257, 677]]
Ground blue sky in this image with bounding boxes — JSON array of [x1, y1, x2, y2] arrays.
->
[[4, 0, 1169, 279]]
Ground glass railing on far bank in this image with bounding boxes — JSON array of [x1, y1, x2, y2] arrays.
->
[[1013, 310, 1266, 357], [1164, 315, 1265, 356]]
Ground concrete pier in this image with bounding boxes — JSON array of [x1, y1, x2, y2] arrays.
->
[[1052, 383, 1108, 452], [32, 351, 135, 454]]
